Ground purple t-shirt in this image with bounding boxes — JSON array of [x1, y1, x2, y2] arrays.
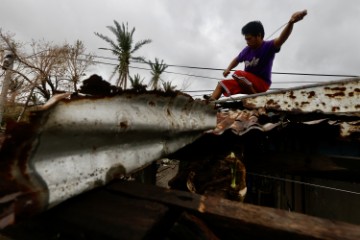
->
[[236, 40, 280, 84]]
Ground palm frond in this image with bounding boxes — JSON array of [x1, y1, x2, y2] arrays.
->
[[109, 64, 119, 81], [132, 39, 152, 54], [94, 33, 120, 53], [131, 56, 146, 62], [114, 20, 122, 34], [162, 81, 177, 92]]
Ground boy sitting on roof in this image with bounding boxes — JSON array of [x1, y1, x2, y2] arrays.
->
[[204, 10, 307, 101]]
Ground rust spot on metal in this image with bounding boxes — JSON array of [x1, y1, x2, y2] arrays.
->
[[301, 102, 310, 107], [325, 92, 345, 98], [328, 87, 346, 91], [324, 86, 346, 91], [266, 99, 275, 105], [265, 99, 280, 110], [288, 91, 296, 99], [307, 91, 316, 98], [119, 121, 128, 129]]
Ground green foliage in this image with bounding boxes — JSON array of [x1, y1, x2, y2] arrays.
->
[[129, 74, 147, 92], [148, 58, 168, 90], [95, 21, 152, 89], [162, 81, 177, 92]]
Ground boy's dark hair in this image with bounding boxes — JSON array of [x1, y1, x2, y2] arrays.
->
[[242, 21, 265, 38]]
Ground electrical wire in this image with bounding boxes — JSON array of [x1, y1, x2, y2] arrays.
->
[[248, 172, 360, 196], [11, 48, 358, 99], [88, 54, 359, 78], [79, 57, 359, 95]]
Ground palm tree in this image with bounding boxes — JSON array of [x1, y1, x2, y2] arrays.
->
[[148, 58, 168, 90], [162, 81, 177, 92], [95, 21, 151, 89], [129, 74, 147, 92]]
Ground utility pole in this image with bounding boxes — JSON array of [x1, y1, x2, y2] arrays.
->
[[0, 50, 15, 127]]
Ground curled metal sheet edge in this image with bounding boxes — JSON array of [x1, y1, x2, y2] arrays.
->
[[0, 93, 217, 226]]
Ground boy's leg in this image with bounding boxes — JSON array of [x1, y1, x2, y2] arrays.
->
[[204, 79, 241, 100], [203, 83, 224, 101], [211, 83, 223, 100], [234, 77, 257, 94], [232, 71, 257, 94], [232, 70, 270, 94], [204, 71, 269, 100]]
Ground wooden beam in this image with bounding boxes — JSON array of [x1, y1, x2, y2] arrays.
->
[[108, 180, 360, 240]]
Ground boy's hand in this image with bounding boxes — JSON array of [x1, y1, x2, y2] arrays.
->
[[223, 69, 231, 77], [290, 10, 307, 24]]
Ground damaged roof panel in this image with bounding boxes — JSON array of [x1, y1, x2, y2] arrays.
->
[[214, 78, 360, 138], [1, 77, 359, 230], [0, 92, 217, 226], [238, 78, 360, 114]]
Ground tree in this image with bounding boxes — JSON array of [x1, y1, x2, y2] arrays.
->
[[0, 29, 95, 123], [95, 21, 152, 89], [162, 81, 177, 92], [25, 40, 69, 101], [64, 40, 94, 92], [1, 33, 94, 103], [129, 74, 147, 92], [148, 58, 168, 90], [0, 30, 22, 125]]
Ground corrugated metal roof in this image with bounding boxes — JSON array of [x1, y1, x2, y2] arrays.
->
[[213, 78, 360, 139], [1, 77, 359, 229], [238, 78, 360, 115], [0, 92, 217, 227]]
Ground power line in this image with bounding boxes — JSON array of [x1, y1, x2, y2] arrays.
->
[[272, 72, 358, 78], [88, 54, 359, 78], [89, 58, 357, 83], [87, 58, 358, 97], [85, 54, 225, 70], [17, 52, 358, 90], [248, 172, 360, 196], [14, 48, 359, 80]]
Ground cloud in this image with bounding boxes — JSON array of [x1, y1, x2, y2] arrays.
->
[[1, 0, 359, 95]]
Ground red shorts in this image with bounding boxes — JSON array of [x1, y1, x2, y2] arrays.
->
[[219, 70, 270, 96]]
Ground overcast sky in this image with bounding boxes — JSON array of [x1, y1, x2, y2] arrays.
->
[[1, 0, 359, 98]]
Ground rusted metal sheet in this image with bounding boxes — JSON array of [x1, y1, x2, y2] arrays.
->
[[0, 92, 217, 227], [212, 108, 281, 136], [239, 78, 360, 114], [212, 109, 360, 139], [213, 78, 360, 138], [338, 120, 360, 138]]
